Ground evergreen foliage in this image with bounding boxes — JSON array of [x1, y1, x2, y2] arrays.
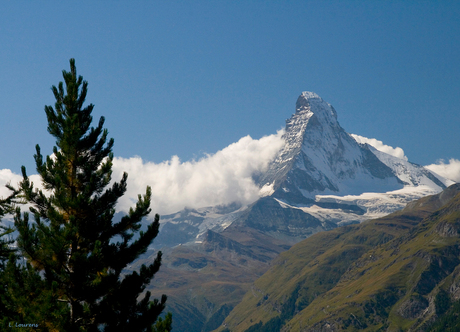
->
[[151, 312, 173, 332], [0, 220, 14, 268], [0, 187, 18, 265], [5, 59, 168, 331], [0, 185, 22, 326]]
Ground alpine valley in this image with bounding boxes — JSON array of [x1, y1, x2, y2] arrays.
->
[[134, 92, 457, 331]]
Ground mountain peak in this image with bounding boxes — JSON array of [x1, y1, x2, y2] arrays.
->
[[299, 91, 320, 99], [258, 91, 446, 204], [296, 91, 338, 121]]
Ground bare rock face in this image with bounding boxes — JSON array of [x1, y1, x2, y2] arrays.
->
[[155, 92, 452, 251], [258, 92, 405, 204], [436, 221, 460, 237], [303, 321, 340, 332], [258, 92, 447, 207], [397, 295, 429, 319]]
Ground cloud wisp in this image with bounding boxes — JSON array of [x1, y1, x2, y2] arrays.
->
[[425, 159, 460, 183], [350, 134, 408, 161], [349, 134, 460, 184]]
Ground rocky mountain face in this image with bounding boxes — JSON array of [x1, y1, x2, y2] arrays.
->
[[259, 92, 401, 202], [259, 92, 446, 201], [217, 184, 460, 332], [152, 92, 450, 249], [144, 92, 454, 331]]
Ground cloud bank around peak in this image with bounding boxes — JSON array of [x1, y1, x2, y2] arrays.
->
[[112, 130, 285, 215], [0, 131, 285, 216], [350, 134, 408, 161]]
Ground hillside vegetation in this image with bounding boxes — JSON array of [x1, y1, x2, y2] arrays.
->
[[216, 184, 460, 331]]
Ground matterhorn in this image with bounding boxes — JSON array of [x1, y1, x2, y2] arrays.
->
[[258, 91, 448, 204], [154, 91, 452, 247], [143, 91, 455, 332]]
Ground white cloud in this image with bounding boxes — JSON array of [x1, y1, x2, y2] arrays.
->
[[0, 130, 285, 217], [112, 130, 285, 215], [0, 170, 44, 218], [425, 159, 460, 183], [0, 169, 23, 199], [350, 134, 408, 161]]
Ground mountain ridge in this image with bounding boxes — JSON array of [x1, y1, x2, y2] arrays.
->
[[258, 92, 447, 204], [154, 91, 451, 250], [145, 91, 455, 331], [216, 183, 460, 332]]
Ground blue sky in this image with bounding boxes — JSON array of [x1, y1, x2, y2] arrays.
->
[[1, 1, 459, 213]]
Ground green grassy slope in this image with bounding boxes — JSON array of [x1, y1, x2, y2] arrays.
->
[[217, 184, 460, 332], [138, 226, 292, 331]]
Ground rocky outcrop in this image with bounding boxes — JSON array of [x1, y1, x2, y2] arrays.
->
[[397, 295, 430, 319]]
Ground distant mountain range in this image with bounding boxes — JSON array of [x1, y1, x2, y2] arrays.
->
[[140, 92, 456, 331]]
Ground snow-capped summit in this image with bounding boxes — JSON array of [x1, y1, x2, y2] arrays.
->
[[258, 91, 447, 204], [296, 91, 338, 124], [154, 91, 452, 249]]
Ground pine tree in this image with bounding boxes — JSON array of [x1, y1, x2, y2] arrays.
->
[[0, 186, 23, 325], [0, 191, 16, 265], [0, 204, 14, 325], [13, 59, 168, 331]]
